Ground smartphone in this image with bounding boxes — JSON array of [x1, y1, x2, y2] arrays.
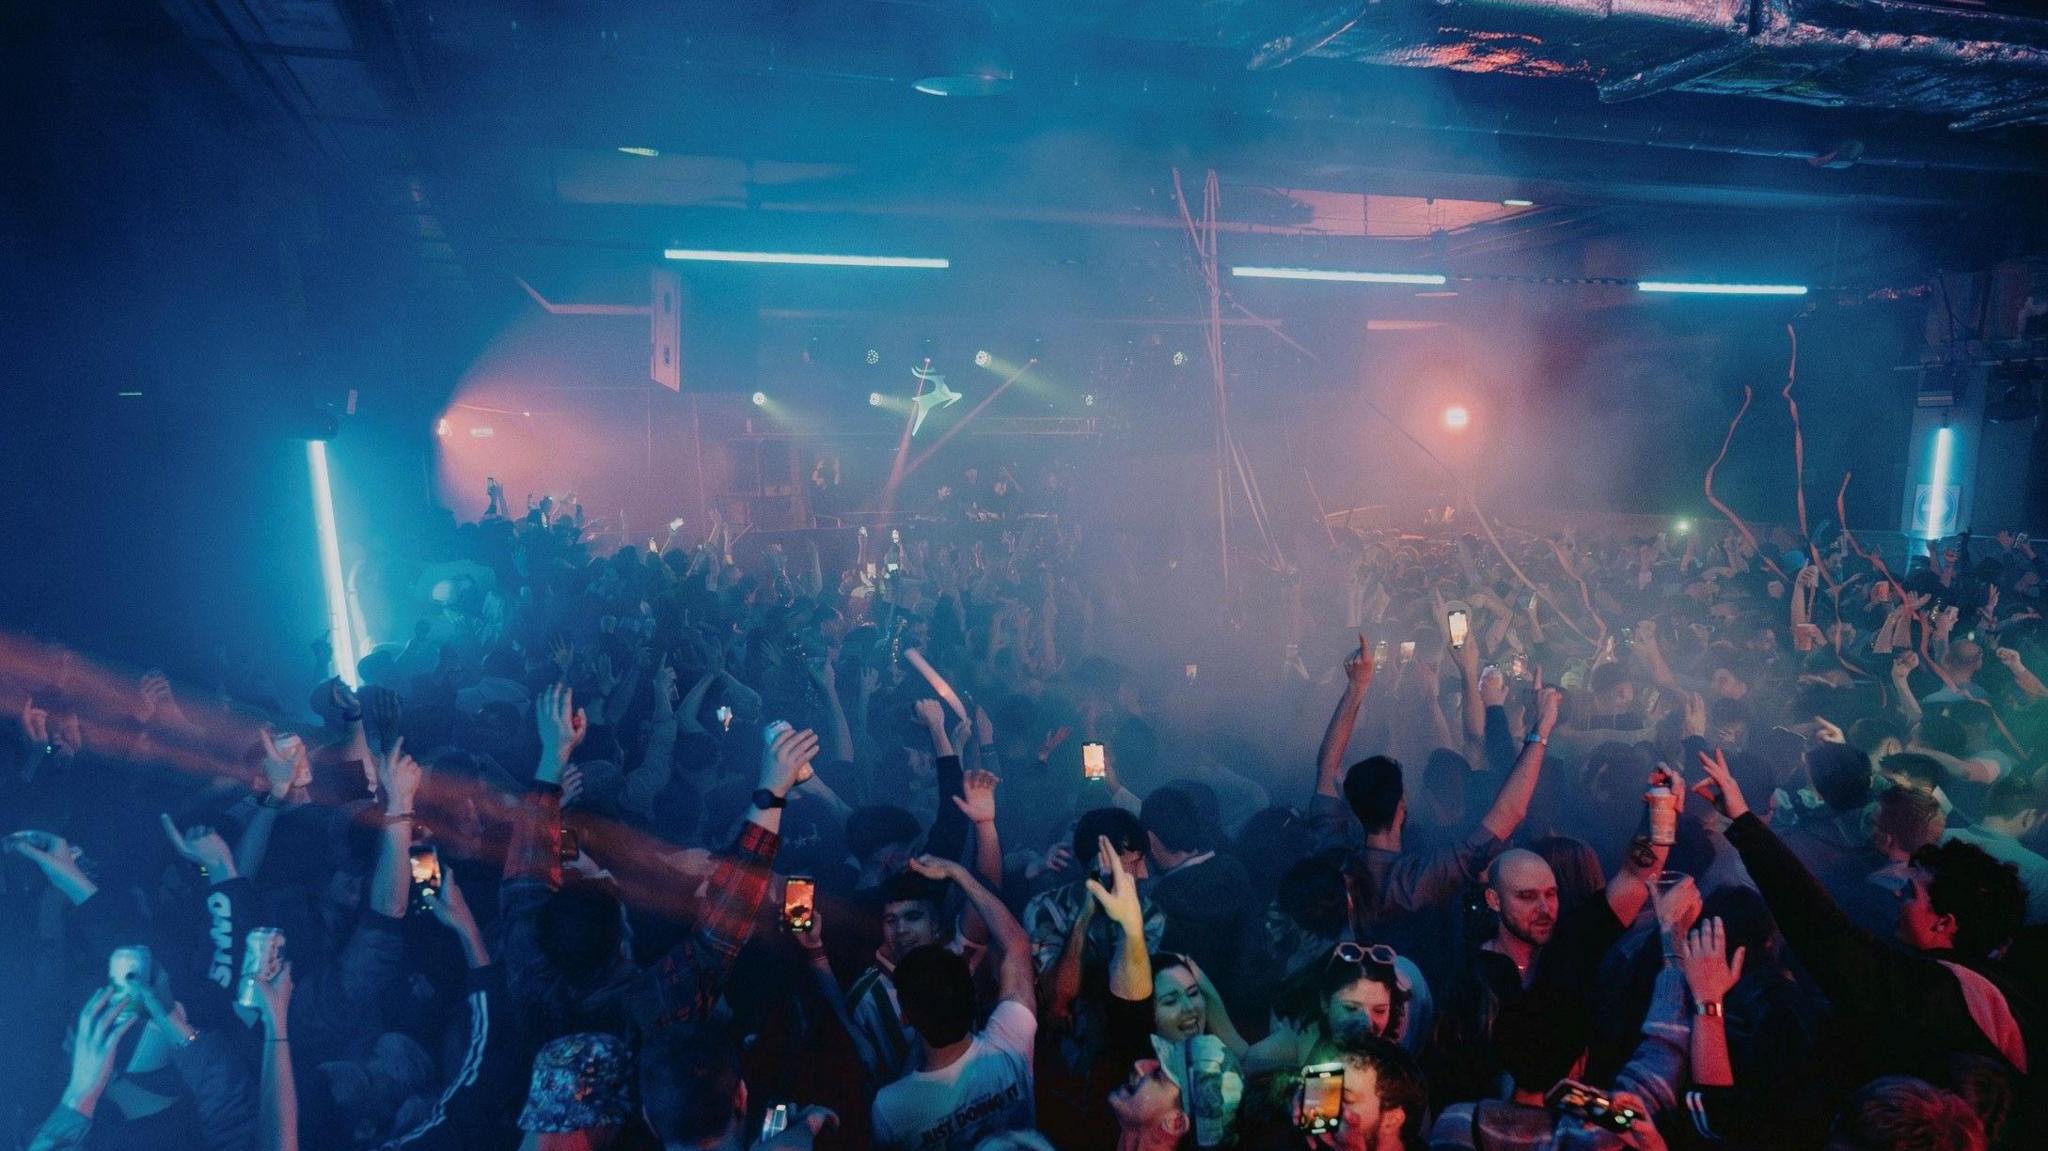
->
[[273, 732, 303, 760], [1184, 663, 1198, 681], [1508, 653, 1529, 680], [1299, 1062, 1345, 1134], [865, 562, 878, 581], [716, 705, 734, 732], [1545, 1078, 1638, 1133], [409, 842, 442, 893], [1082, 741, 1107, 781], [1875, 582, 1892, 602], [760, 1103, 790, 1141], [558, 825, 581, 864], [1446, 606, 1470, 650], [783, 877, 815, 933], [1399, 641, 1417, 660], [1374, 640, 1390, 665]]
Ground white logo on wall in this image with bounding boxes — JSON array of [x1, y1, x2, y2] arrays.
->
[[1911, 484, 1959, 536]]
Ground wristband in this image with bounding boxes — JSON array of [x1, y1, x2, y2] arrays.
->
[[259, 793, 289, 810], [383, 811, 416, 824], [1695, 1001, 1724, 1017], [1524, 733, 1548, 746]]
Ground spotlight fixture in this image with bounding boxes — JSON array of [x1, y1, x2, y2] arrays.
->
[[1636, 281, 1808, 296], [869, 392, 885, 407], [865, 349, 882, 366], [751, 392, 768, 407], [1443, 405, 1471, 431], [974, 350, 993, 367], [663, 248, 949, 269], [1674, 518, 1693, 535], [1231, 266, 1448, 286], [522, 411, 532, 418]]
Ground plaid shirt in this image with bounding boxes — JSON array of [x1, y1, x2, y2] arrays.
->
[[502, 786, 779, 1038], [1020, 878, 1164, 977]]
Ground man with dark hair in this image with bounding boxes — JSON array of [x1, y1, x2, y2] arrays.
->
[[1325, 1032, 1429, 1151], [1777, 743, 1895, 932], [1697, 750, 2039, 1092], [639, 1027, 837, 1150], [1944, 773, 2048, 925], [1307, 640, 1561, 935], [1143, 786, 1252, 1002], [870, 853, 1038, 1150], [842, 869, 980, 1083], [1021, 806, 1164, 981]]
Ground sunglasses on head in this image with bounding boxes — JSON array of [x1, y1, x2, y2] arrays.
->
[[1330, 942, 1399, 969]]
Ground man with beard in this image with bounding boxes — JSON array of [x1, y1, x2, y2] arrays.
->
[[1433, 849, 1560, 1102]]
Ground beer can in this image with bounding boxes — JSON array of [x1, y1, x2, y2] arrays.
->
[[237, 927, 285, 1009]]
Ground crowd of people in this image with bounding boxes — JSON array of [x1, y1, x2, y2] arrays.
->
[[4, 481, 2046, 1151]]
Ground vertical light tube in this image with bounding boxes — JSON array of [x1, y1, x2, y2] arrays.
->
[[307, 440, 361, 686], [1925, 425, 1954, 540]]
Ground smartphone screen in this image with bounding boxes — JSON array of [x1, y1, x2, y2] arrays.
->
[[1184, 663, 1198, 681], [1399, 641, 1417, 660], [1374, 640, 1389, 665], [784, 877, 815, 933], [1509, 653, 1528, 680], [1299, 1062, 1344, 1133], [409, 845, 441, 890], [1447, 609, 1470, 649], [558, 825, 581, 864], [1082, 742, 1107, 781]]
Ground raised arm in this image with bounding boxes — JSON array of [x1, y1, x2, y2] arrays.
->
[[250, 963, 297, 1151], [809, 655, 856, 764], [1891, 652, 1924, 724], [1082, 835, 1153, 1002], [953, 768, 1005, 892], [1672, 917, 1742, 1089], [1478, 687, 1561, 841], [369, 739, 421, 920], [910, 854, 1035, 1009], [1316, 636, 1375, 799]]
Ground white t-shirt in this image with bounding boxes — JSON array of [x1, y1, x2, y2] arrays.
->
[[870, 1000, 1037, 1151]]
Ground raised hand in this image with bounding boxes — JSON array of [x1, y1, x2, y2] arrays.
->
[[60, 988, 142, 1117], [249, 960, 293, 1040], [1535, 686, 1563, 736], [1673, 916, 1746, 1006], [376, 738, 422, 817], [1996, 646, 2025, 670], [1478, 664, 1509, 708], [1084, 834, 1144, 933], [560, 763, 585, 809], [1692, 748, 1750, 821], [20, 698, 50, 750], [161, 814, 236, 879], [912, 698, 947, 731], [549, 636, 575, 675], [536, 683, 587, 777], [256, 729, 308, 798], [760, 724, 820, 798], [6, 830, 96, 902], [327, 677, 360, 716], [953, 769, 1000, 824], [906, 853, 969, 884], [1893, 650, 1920, 677], [1812, 715, 1846, 744], [593, 652, 620, 698], [651, 656, 678, 719], [1343, 634, 1376, 688], [1683, 692, 1708, 739]]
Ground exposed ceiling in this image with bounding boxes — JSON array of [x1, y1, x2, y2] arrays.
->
[[17, 0, 2048, 328]]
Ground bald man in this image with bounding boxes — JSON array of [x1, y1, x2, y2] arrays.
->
[[1484, 849, 1560, 989], [1431, 849, 1561, 1101]]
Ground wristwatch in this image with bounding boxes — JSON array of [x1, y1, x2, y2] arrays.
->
[[1695, 1001, 1725, 1018], [751, 788, 788, 810], [1523, 733, 1548, 746]]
